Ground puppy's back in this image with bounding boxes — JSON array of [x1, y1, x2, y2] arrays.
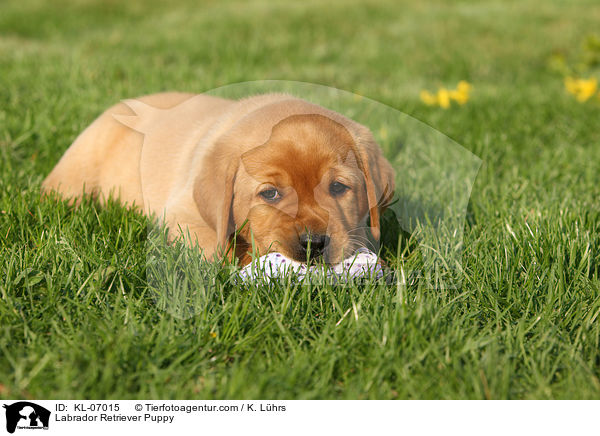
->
[[42, 92, 230, 208]]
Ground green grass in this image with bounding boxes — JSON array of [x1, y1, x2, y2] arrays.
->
[[1, 0, 600, 399]]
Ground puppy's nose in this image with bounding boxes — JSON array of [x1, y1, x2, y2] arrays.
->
[[299, 233, 330, 257]]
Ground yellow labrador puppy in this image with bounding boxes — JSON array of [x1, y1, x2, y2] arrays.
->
[[43, 93, 395, 265]]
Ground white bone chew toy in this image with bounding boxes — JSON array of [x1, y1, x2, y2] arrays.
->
[[238, 247, 384, 282]]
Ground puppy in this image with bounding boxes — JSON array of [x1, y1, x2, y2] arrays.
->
[[43, 93, 395, 265]]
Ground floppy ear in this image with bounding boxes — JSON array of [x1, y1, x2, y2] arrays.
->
[[351, 130, 396, 241], [192, 141, 239, 255]]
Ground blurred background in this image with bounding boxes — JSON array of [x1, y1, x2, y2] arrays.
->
[[1, 0, 599, 193]]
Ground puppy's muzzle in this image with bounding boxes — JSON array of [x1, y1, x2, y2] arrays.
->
[[298, 232, 330, 260]]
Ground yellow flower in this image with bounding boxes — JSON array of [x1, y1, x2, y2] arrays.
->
[[456, 80, 472, 93], [450, 80, 471, 105], [420, 90, 438, 106], [437, 88, 451, 109], [577, 79, 597, 102], [564, 77, 598, 102], [449, 90, 468, 105], [420, 81, 471, 108], [564, 77, 579, 94], [209, 332, 217, 338]]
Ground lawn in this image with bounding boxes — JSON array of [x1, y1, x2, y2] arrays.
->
[[1, 0, 599, 399]]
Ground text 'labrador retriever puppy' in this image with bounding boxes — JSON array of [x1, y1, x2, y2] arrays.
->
[[43, 93, 395, 266]]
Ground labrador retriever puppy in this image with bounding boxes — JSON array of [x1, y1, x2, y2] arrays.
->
[[43, 93, 395, 265]]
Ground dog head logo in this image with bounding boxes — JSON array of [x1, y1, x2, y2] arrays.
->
[[2, 402, 50, 434]]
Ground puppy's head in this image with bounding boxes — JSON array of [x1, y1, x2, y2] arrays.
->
[[194, 105, 395, 264]]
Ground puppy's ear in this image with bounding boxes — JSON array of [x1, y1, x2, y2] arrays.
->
[[192, 142, 239, 255], [351, 129, 396, 241]]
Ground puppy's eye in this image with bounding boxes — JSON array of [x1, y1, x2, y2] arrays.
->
[[259, 188, 281, 202], [329, 181, 350, 196]]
